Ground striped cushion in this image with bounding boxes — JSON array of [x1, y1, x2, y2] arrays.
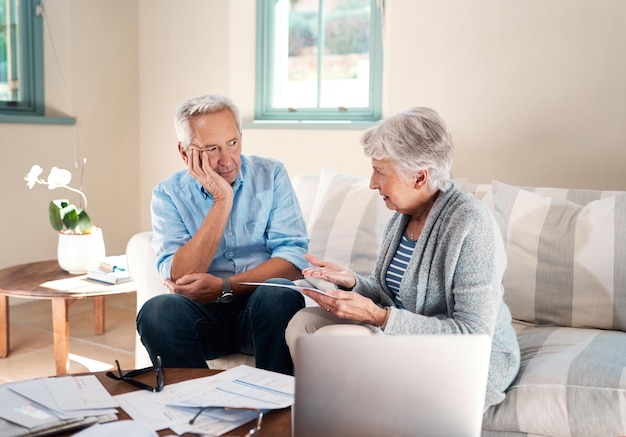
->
[[481, 431, 529, 437], [461, 182, 624, 216], [491, 180, 626, 331], [306, 167, 393, 277], [459, 182, 495, 213], [482, 323, 626, 437], [458, 181, 492, 200]]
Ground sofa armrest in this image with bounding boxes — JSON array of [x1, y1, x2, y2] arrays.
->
[[126, 231, 168, 368], [126, 231, 168, 310]]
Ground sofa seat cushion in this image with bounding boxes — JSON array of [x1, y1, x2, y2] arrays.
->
[[207, 353, 255, 370], [490, 180, 626, 331], [482, 323, 626, 437]]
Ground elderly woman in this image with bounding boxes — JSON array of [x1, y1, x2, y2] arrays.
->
[[285, 107, 520, 410]]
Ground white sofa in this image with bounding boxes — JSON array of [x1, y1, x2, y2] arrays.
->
[[127, 167, 626, 437]]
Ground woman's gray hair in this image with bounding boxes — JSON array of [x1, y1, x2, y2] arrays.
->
[[174, 94, 242, 149], [361, 107, 454, 192]]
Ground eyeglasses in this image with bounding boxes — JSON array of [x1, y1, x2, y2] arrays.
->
[[106, 356, 164, 393], [189, 408, 263, 436], [187, 139, 240, 155]]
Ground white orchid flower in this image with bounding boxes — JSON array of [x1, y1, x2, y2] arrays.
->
[[47, 167, 73, 189], [25, 164, 44, 189], [24, 163, 92, 234]]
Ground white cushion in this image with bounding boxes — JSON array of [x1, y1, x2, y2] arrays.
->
[[491, 180, 626, 331], [459, 181, 495, 213], [291, 174, 320, 224], [483, 323, 626, 436], [306, 167, 393, 277]]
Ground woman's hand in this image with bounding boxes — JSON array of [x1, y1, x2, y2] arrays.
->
[[164, 272, 222, 304], [301, 286, 388, 327], [302, 253, 356, 290], [302, 253, 388, 326]]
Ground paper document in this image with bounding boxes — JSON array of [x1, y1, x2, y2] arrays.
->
[[0, 376, 116, 437], [44, 375, 119, 411], [168, 407, 261, 436], [40, 276, 126, 293], [0, 387, 61, 429], [240, 281, 338, 299], [115, 365, 294, 435], [9, 375, 118, 417], [167, 365, 294, 410]]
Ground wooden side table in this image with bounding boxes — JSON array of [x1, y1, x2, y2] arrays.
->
[[0, 260, 136, 375]]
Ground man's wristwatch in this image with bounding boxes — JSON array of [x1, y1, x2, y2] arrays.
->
[[218, 277, 235, 304]]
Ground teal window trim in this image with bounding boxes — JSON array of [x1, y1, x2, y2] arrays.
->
[[0, 113, 75, 124], [254, 0, 383, 123], [0, 0, 44, 116], [242, 119, 375, 130]]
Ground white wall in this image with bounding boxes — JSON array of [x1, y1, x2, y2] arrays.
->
[[387, 0, 626, 189], [1, 0, 625, 269], [136, 0, 233, 231], [0, 0, 139, 269], [137, 0, 626, 232]]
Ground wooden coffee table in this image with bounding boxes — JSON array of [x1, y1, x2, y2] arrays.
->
[[59, 368, 291, 436], [0, 260, 136, 375]]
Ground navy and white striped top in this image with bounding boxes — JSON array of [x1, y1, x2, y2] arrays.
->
[[385, 232, 417, 309]]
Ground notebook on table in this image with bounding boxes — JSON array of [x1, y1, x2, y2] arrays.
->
[[293, 334, 491, 437]]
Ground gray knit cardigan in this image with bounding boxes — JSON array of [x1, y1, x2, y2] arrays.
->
[[353, 184, 521, 410]]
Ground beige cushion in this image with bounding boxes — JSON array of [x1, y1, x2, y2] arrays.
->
[[483, 323, 626, 436], [306, 167, 393, 277], [491, 180, 626, 331]]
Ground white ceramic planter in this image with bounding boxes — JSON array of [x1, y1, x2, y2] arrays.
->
[[57, 227, 106, 274]]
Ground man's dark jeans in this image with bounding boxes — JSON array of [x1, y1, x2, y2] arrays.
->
[[136, 278, 304, 375]]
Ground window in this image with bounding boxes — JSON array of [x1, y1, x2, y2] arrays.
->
[[0, 0, 44, 116], [255, 0, 383, 123]]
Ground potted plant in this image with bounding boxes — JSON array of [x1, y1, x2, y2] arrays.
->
[[25, 164, 105, 274]]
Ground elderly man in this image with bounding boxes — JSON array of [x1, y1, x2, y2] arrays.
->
[[137, 94, 308, 375]]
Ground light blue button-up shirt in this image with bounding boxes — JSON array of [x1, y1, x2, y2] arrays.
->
[[151, 154, 309, 280]]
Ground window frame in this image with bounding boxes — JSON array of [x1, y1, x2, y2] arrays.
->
[[254, 0, 383, 123], [0, 0, 44, 116]]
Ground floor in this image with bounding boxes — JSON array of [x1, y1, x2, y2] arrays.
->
[[0, 293, 137, 384]]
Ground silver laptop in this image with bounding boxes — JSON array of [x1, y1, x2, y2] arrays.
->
[[293, 334, 491, 437]]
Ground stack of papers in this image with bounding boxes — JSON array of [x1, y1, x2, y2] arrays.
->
[[98, 255, 128, 272], [0, 375, 118, 436], [87, 254, 132, 284], [0, 365, 293, 437], [86, 267, 132, 285], [115, 365, 294, 436]]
